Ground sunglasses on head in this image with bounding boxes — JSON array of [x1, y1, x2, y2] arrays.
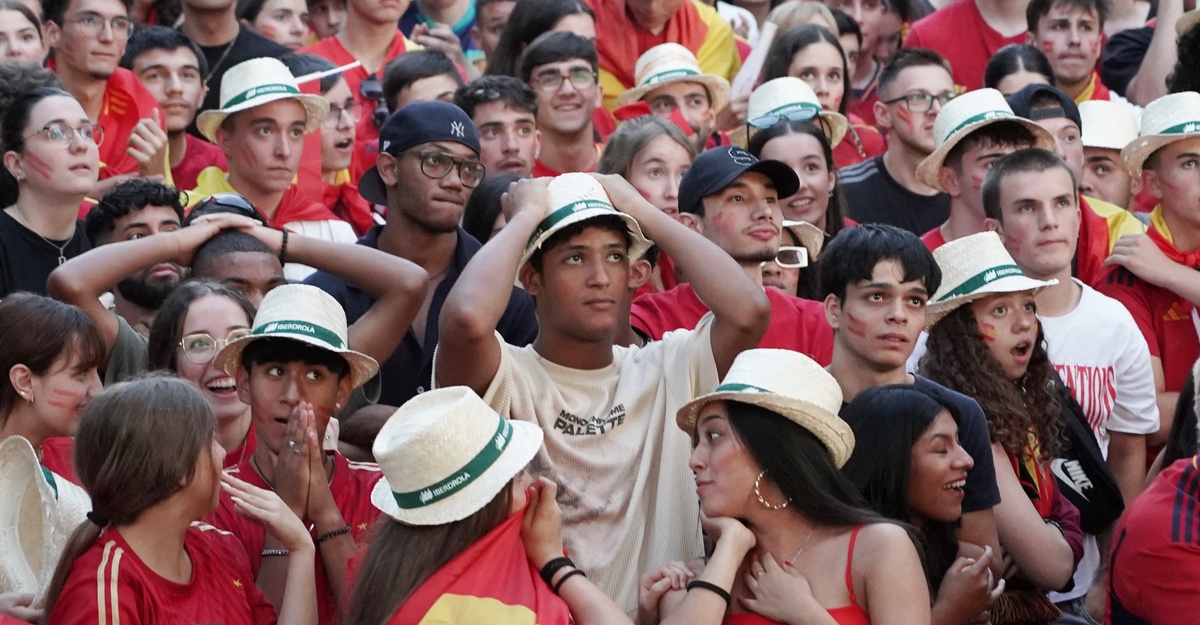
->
[[360, 75, 390, 130], [184, 193, 271, 227]]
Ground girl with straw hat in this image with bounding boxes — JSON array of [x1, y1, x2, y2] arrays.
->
[[345, 386, 636, 625], [918, 231, 1077, 622], [654, 349, 931, 625]]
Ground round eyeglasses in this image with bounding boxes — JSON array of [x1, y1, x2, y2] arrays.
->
[[179, 328, 252, 365], [25, 122, 104, 147], [404, 150, 486, 188]]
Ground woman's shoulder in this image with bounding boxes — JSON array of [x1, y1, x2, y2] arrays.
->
[[847, 522, 918, 561]]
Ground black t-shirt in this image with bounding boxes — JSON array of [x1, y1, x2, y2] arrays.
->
[[188, 24, 289, 137], [840, 155, 951, 235], [1101, 26, 1153, 98], [911, 375, 1002, 513], [0, 210, 91, 298]]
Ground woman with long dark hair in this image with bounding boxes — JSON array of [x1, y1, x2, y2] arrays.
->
[[44, 376, 317, 625], [656, 349, 930, 625], [841, 384, 1002, 625]]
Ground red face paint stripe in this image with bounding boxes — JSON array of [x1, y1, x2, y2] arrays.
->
[[25, 153, 54, 180], [846, 313, 868, 337]]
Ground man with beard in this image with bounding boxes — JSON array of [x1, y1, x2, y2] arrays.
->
[[83, 179, 186, 336], [306, 100, 537, 415], [841, 49, 954, 235], [42, 0, 169, 189]]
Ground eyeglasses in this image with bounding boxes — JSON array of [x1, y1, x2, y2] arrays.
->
[[531, 69, 596, 92], [179, 328, 252, 365], [25, 122, 104, 147], [747, 107, 819, 130], [324, 100, 363, 128], [359, 74, 389, 130], [185, 192, 270, 227], [66, 14, 134, 38], [773, 246, 809, 268], [882, 91, 956, 113], [404, 150, 486, 187]]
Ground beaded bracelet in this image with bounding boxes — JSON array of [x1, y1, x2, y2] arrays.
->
[[279, 229, 289, 265], [686, 580, 732, 607], [316, 524, 352, 545], [553, 569, 586, 594], [261, 548, 289, 557]]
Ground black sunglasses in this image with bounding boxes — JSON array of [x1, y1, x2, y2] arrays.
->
[[360, 74, 389, 130], [184, 192, 271, 227]]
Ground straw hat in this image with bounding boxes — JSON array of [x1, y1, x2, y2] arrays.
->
[[1078, 100, 1139, 151], [782, 220, 825, 260], [925, 231, 1057, 326], [516, 173, 654, 286], [1122, 91, 1200, 179], [0, 436, 90, 605], [196, 57, 330, 143], [370, 387, 544, 525], [1177, 8, 1200, 35], [615, 43, 731, 112], [215, 284, 379, 389], [747, 77, 848, 148], [676, 349, 854, 468], [916, 88, 1055, 190]]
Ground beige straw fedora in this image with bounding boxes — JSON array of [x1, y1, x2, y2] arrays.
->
[[1078, 100, 1139, 152], [371, 386, 544, 525], [676, 349, 854, 468], [196, 57, 330, 143], [916, 88, 1055, 190], [782, 220, 825, 260], [747, 77, 848, 148], [1177, 8, 1200, 35], [0, 436, 90, 605], [615, 43, 731, 112], [516, 172, 654, 286], [215, 284, 379, 389], [1121, 91, 1200, 179], [925, 231, 1057, 326]]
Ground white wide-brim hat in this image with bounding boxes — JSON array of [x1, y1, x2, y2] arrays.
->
[[1079, 100, 1139, 152], [676, 349, 854, 468], [516, 172, 654, 286], [371, 386, 544, 525], [215, 284, 379, 389], [782, 220, 825, 260], [916, 88, 1055, 190], [0, 436, 90, 605], [196, 57, 330, 143], [925, 231, 1057, 326], [615, 43, 731, 112], [1177, 8, 1200, 35], [1122, 91, 1200, 179], [747, 77, 848, 148]]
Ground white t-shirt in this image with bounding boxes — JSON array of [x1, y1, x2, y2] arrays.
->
[[443, 317, 719, 611]]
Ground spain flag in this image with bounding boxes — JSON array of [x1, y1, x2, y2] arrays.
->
[[387, 514, 573, 625]]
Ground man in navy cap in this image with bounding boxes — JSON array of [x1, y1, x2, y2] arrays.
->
[[305, 100, 537, 450], [630, 146, 835, 364]]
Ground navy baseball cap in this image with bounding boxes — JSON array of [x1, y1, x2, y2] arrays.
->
[[359, 100, 482, 205], [1007, 84, 1082, 131], [678, 147, 800, 215]]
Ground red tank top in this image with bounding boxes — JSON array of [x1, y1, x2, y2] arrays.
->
[[725, 526, 871, 625]]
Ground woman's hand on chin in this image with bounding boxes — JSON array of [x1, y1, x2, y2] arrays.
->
[[702, 515, 756, 555]]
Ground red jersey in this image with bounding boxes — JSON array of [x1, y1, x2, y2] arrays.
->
[[1107, 456, 1200, 624], [41, 436, 77, 484], [833, 119, 886, 170], [921, 225, 947, 251], [904, 0, 1025, 91], [47, 524, 276, 625], [631, 283, 834, 365], [209, 451, 382, 625], [531, 144, 602, 178], [302, 33, 418, 182], [173, 134, 228, 193]]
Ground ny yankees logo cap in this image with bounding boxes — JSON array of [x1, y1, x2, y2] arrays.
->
[[359, 100, 482, 205]]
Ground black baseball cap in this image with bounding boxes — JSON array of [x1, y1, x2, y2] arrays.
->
[[359, 100, 482, 205], [678, 147, 800, 215], [1007, 84, 1082, 131]]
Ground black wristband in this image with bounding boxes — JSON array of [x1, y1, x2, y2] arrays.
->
[[279, 228, 289, 265], [540, 556, 574, 585], [316, 524, 351, 545], [686, 580, 732, 606], [552, 568, 586, 594]]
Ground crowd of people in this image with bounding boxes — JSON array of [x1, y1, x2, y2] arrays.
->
[[0, 0, 1198, 621]]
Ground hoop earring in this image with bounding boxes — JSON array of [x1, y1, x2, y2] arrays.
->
[[754, 470, 789, 510]]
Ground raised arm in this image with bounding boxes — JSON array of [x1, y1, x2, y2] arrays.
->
[[594, 174, 769, 377], [990, 444, 1075, 590], [436, 178, 551, 395], [245, 226, 428, 367]]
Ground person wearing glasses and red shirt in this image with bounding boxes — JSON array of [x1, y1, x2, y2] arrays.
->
[[520, 32, 604, 177]]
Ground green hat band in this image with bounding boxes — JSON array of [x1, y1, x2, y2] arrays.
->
[[642, 67, 701, 87], [761, 101, 821, 117], [936, 264, 1024, 301], [253, 319, 346, 349], [1159, 120, 1200, 135], [391, 418, 512, 509], [943, 109, 1015, 142], [526, 199, 618, 249], [715, 382, 773, 394], [222, 83, 300, 109]]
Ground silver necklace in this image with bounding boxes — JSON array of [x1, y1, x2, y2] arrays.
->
[[9, 209, 72, 264]]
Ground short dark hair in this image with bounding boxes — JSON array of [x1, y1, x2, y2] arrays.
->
[[981, 148, 1076, 221], [877, 48, 952, 98], [454, 75, 538, 119], [484, 0, 593, 78], [240, 337, 351, 380], [190, 231, 277, 277], [279, 52, 340, 95], [462, 172, 520, 244], [762, 25, 850, 115], [1026, 0, 1107, 32], [528, 215, 631, 273], [86, 179, 184, 244], [43, 0, 133, 26], [819, 224, 942, 302], [984, 44, 1055, 92], [830, 8, 861, 45], [382, 50, 464, 112], [943, 121, 1038, 170], [518, 31, 598, 83], [120, 26, 208, 79]]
